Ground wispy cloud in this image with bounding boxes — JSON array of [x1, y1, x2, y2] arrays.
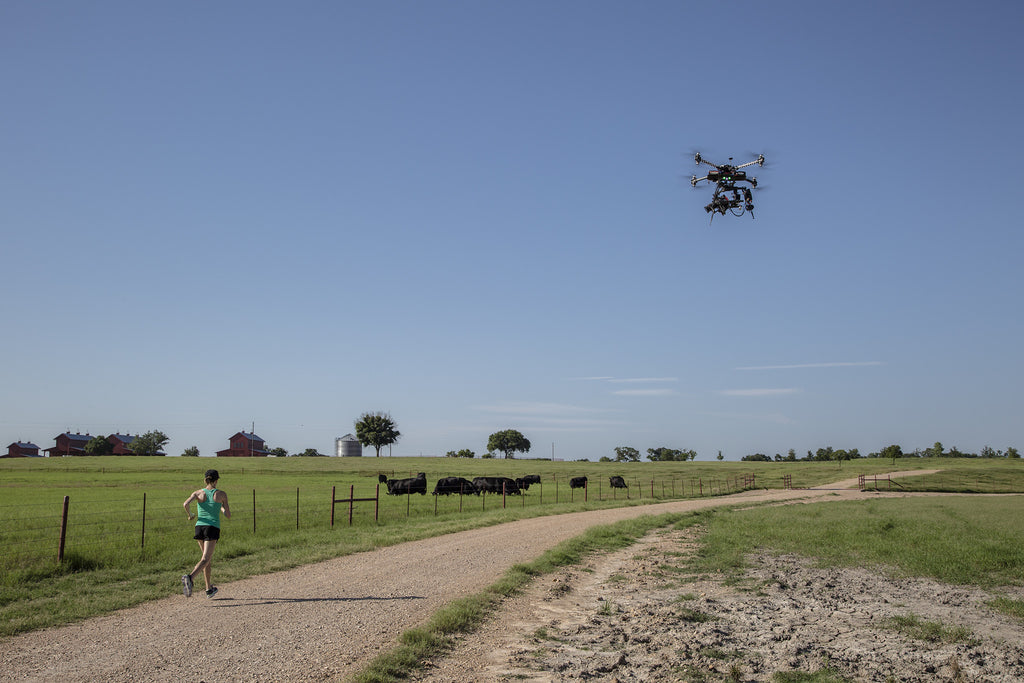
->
[[718, 388, 800, 397], [469, 402, 623, 431], [472, 401, 610, 416], [569, 376, 678, 383], [612, 388, 678, 397], [698, 410, 796, 425], [608, 377, 679, 384], [735, 361, 883, 371]]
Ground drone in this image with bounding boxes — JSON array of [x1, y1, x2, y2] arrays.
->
[[690, 152, 765, 222]]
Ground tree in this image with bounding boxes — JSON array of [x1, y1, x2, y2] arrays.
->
[[355, 412, 401, 457], [717, 451, 724, 461], [487, 429, 531, 459], [1008, 447, 1021, 459], [614, 446, 640, 462], [928, 441, 944, 458], [445, 449, 475, 458], [647, 447, 696, 462], [84, 435, 114, 455], [880, 444, 903, 465], [297, 448, 323, 457], [181, 446, 200, 457], [741, 453, 771, 462], [131, 430, 169, 456], [269, 447, 288, 457]]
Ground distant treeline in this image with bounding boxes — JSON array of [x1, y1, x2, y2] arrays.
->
[[741, 443, 1020, 462]]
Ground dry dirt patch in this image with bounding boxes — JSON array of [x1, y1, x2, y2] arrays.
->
[[413, 526, 1024, 682]]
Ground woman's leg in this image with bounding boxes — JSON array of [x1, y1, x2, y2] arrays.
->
[[191, 539, 217, 590]]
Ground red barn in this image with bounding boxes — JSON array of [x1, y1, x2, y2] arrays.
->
[[216, 432, 269, 457], [107, 433, 138, 455], [5, 442, 40, 458], [44, 432, 91, 457]]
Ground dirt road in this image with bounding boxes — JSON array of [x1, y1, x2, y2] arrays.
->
[[0, 476, 920, 682]]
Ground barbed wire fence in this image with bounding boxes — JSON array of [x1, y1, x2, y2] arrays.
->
[[0, 473, 763, 573]]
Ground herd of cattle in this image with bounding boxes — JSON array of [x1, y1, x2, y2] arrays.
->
[[377, 473, 631, 496]]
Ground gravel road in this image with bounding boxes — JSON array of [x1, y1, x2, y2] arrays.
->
[[0, 478, 900, 682]]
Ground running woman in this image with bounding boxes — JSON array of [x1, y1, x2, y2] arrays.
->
[[182, 469, 230, 598]]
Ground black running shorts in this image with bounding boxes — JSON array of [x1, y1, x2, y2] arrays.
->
[[193, 525, 221, 541]]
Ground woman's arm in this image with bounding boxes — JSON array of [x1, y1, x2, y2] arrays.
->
[[182, 490, 199, 520], [216, 490, 231, 519]]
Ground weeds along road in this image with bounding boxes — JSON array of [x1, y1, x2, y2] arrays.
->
[[0, 473, 932, 682]]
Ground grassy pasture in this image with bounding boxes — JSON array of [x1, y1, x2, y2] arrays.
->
[[690, 494, 1024, 587], [0, 456, 1021, 637], [353, 492, 1024, 682]]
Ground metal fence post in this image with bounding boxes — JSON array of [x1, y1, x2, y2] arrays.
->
[[59, 495, 69, 562], [141, 492, 147, 549]]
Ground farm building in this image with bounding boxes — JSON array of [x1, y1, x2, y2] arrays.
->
[[5, 442, 41, 457], [107, 433, 138, 455], [44, 432, 92, 457], [216, 431, 270, 457], [335, 434, 363, 457]]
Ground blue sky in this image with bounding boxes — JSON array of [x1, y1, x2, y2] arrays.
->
[[3, 2, 1022, 460]]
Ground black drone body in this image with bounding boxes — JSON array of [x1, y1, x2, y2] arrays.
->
[[690, 152, 765, 222]]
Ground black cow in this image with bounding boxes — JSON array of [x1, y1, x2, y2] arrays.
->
[[514, 477, 530, 491], [569, 476, 588, 489], [609, 476, 628, 489], [520, 474, 541, 488], [433, 476, 477, 496], [472, 476, 521, 495], [380, 472, 427, 495]]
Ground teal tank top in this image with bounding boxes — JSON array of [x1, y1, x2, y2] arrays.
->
[[196, 488, 221, 528]]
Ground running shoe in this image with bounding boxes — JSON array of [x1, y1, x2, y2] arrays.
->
[[181, 574, 193, 597], [205, 586, 218, 599]]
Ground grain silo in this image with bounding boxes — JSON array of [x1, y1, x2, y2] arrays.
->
[[335, 434, 363, 457]]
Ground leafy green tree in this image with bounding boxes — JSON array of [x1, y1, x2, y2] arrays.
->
[[84, 435, 114, 455], [297, 448, 323, 456], [718, 451, 724, 461], [445, 449, 475, 458], [646, 447, 696, 462], [355, 412, 401, 457], [599, 456, 612, 462], [1008, 447, 1021, 459], [880, 444, 903, 465], [269, 447, 288, 457], [131, 431, 169, 456], [181, 446, 200, 457], [928, 441, 944, 458], [487, 429, 531, 459], [741, 453, 771, 462], [614, 446, 640, 462]]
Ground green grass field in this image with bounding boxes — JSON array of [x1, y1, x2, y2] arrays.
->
[[1, 456, 1022, 638]]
